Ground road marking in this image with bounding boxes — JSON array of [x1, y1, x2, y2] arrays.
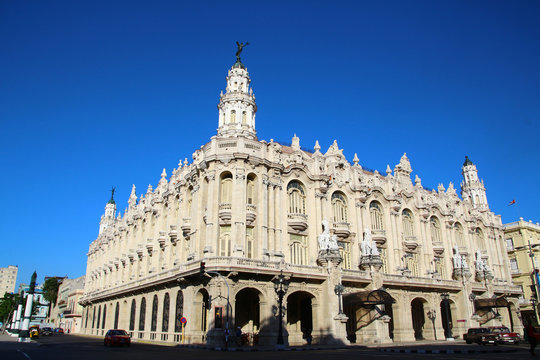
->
[[17, 349, 32, 360]]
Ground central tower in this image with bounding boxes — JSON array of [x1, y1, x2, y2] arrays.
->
[[217, 43, 257, 140]]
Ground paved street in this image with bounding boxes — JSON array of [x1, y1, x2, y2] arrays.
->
[[0, 334, 532, 360]]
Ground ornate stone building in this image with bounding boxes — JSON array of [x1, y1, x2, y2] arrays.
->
[[80, 54, 522, 346]]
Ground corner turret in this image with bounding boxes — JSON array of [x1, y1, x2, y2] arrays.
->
[[99, 187, 117, 235]]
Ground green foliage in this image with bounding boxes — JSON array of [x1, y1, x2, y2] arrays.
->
[[0, 293, 19, 323], [42, 277, 61, 305]]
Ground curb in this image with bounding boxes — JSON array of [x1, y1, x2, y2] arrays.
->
[[176, 344, 345, 352], [377, 348, 520, 354]]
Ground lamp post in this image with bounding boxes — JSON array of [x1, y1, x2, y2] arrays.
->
[[441, 293, 452, 340], [427, 309, 437, 341], [273, 270, 289, 347], [334, 284, 345, 315]]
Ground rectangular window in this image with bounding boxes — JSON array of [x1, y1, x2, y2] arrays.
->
[[510, 258, 519, 272], [289, 234, 306, 265], [505, 238, 514, 251]]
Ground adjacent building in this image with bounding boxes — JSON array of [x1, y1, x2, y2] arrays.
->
[[48, 276, 86, 333], [80, 54, 522, 346], [0, 265, 18, 296], [17, 284, 50, 326], [504, 218, 540, 325]]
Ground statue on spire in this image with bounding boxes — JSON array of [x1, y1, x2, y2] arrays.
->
[[108, 186, 116, 204], [236, 41, 249, 63]]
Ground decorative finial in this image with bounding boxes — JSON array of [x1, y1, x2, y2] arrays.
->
[[353, 153, 359, 166], [161, 168, 167, 179], [386, 164, 392, 175], [314, 140, 321, 152]]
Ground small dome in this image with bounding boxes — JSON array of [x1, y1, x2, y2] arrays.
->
[[463, 156, 473, 167], [232, 60, 246, 70]]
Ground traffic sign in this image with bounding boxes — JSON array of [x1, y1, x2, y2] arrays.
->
[[180, 316, 187, 324]]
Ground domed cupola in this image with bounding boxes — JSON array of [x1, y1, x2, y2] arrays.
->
[[217, 42, 257, 140]]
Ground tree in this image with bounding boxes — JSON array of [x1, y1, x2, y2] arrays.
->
[[0, 293, 19, 333], [42, 277, 61, 306]]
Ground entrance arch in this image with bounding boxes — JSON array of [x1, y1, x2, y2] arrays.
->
[[411, 298, 427, 340], [440, 298, 456, 339], [235, 288, 261, 334], [195, 289, 210, 334], [287, 291, 315, 345]]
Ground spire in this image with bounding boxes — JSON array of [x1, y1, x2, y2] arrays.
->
[[217, 42, 257, 140], [463, 155, 473, 167]]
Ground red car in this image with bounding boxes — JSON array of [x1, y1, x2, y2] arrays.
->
[[104, 329, 131, 347], [488, 326, 520, 344]]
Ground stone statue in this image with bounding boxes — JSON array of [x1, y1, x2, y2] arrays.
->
[[236, 41, 249, 62], [452, 245, 462, 269], [361, 228, 379, 256], [318, 219, 339, 251], [475, 250, 484, 272]]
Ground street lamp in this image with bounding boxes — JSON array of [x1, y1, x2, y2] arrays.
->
[[334, 284, 345, 315], [441, 293, 452, 340], [273, 270, 289, 347]]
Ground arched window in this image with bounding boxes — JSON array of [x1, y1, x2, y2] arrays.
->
[[475, 228, 485, 250], [151, 295, 158, 332], [139, 298, 146, 331], [289, 234, 307, 265], [246, 175, 255, 204], [242, 111, 247, 125], [369, 202, 384, 230], [129, 299, 136, 331], [338, 241, 351, 269], [162, 293, 170, 332], [287, 181, 306, 215], [174, 291, 184, 333], [402, 209, 414, 237], [332, 192, 348, 223], [102, 304, 107, 329], [114, 302, 119, 329], [430, 216, 442, 243], [454, 223, 464, 246], [230, 110, 236, 124], [219, 226, 232, 257], [220, 173, 233, 204]]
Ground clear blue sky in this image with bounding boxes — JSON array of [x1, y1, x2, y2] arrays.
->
[[1, 1, 539, 288]]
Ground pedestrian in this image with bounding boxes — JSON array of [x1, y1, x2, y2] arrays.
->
[[527, 324, 537, 355]]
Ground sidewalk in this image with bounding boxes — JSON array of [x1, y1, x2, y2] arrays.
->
[[0, 332, 38, 343]]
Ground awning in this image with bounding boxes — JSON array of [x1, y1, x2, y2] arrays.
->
[[344, 289, 396, 307], [474, 296, 510, 309]]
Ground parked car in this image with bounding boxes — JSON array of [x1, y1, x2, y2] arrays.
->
[[488, 326, 520, 344], [463, 327, 499, 345], [104, 329, 131, 347], [40, 327, 53, 336], [54, 328, 64, 333]]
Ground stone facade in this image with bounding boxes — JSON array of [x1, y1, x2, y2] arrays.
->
[[80, 58, 522, 346], [503, 218, 540, 325], [48, 276, 86, 333]]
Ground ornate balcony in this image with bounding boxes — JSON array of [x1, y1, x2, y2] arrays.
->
[[403, 236, 418, 251], [219, 203, 232, 223], [432, 241, 445, 256], [288, 213, 308, 232], [331, 221, 350, 239], [168, 225, 178, 244], [181, 217, 191, 238], [371, 229, 387, 245], [158, 232, 167, 249], [246, 204, 257, 225]]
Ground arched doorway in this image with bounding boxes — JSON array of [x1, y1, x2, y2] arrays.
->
[[195, 289, 210, 334], [411, 298, 426, 340], [287, 291, 314, 345], [235, 288, 261, 343], [440, 298, 456, 339]]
